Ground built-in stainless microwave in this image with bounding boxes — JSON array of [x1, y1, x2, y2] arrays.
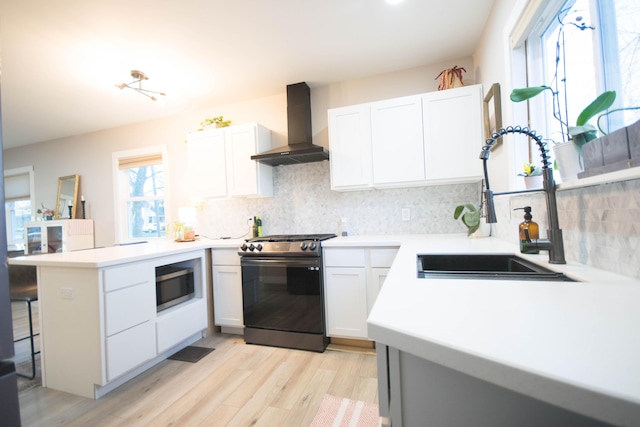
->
[[156, 265, 194, 312]]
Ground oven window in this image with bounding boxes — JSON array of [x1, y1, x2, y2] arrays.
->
[[242, 263, 323, 334]]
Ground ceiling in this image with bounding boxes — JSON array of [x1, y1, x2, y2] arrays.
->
[[0, 0, 494, 149]]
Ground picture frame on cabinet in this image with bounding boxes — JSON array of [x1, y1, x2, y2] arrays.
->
[[483, 83, 502, 149]]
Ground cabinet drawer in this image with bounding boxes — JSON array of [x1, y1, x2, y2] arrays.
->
[[104, 262, 153, 292], [105, 281, 154, 336], [106, 320, 155, 382], [370, 248, 399, 268], [211, 249, 241, 266], [324, 249, 366, 267], [156, 298, 207, 353]]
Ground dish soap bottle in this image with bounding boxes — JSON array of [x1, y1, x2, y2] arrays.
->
[[256, 217, 263, 237], [252, 216, 258, 238], [516, 206, 539, 254]]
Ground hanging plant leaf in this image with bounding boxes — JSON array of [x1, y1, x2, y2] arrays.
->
[[510, 86, 551, 102], [575, 91, 616, 126]]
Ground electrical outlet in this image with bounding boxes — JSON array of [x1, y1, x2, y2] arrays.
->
[[60, 287, 75, 300], [402, 208, 410, 221]]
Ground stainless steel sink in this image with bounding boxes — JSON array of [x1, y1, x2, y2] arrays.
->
[[417, 254, 575, 281]]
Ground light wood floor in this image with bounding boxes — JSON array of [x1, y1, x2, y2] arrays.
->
[[16, 333, 379, 427]]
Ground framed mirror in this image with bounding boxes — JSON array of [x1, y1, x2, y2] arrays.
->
[[55, 174, 79, 219]]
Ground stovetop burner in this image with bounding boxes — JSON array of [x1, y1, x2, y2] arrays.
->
[[239, 233, 336, 257]]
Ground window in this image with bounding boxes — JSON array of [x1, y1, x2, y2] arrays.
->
[[112, 146, 170, 243], [515, 0, 640, 142], [4, 166, 35, 247]]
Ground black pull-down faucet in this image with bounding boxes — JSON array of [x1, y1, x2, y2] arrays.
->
[[480, 126, 566, 264]]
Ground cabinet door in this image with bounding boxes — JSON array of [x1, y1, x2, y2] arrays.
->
[[226, 124, 273, 197], [371, 95, 425, 186], [25, 224, 43, 254], [368, 267, 390, 314], [104, 281, 154, 336], [106, 321, 155, 381], [328, 104, 372, 190], [187, 129, 227, 198], [212, 265, 243, 327], [324, 267, 369, 339], [423, 85, 484, 182], [156, 298, 207, 353]]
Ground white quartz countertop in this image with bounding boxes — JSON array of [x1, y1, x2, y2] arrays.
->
[[354, 234, 640, 426], [8, 238, 244, 268]]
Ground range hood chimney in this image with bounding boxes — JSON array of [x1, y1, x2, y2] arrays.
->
[[251, 82, 329, 166]]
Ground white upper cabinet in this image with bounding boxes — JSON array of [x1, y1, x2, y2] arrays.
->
[[328, 85, 484, 191], [371, 95, 425, 187], [422, 84, 484, 182], [328, 103, 372, 190], [226, 124, 273, 197], [187, 123, 273, 199], [187, 129, 227, 198]]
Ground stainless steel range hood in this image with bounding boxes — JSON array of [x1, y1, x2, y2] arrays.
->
[[251, 82, 329, 166]]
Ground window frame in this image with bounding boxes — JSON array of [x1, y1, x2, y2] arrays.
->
[[112, 145, 170, 244], [4, 166, 35, 247], [514, 0, 634, 140]]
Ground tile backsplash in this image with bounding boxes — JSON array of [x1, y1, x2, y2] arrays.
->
[[197, 161, 480, 238], [492, 178, 640, 279], [196, 161, 640, 279]]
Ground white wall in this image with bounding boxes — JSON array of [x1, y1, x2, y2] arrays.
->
[[472, 0, 530, 193], [4, 57, 476, 247]]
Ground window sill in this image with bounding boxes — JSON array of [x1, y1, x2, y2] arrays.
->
[[557, 167, 640, 191]]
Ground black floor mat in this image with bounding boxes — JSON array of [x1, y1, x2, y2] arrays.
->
[[167, 346, 214, 363]]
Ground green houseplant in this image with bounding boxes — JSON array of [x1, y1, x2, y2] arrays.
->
[[454, 203, 486, 237], [197, 115, 231, 131], [508, 9, 617, 182], [510, 86, 616, 149]]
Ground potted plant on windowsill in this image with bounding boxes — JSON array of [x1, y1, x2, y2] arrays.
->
[[510, 86, 616, 181], [508, 9, 617, 182], [517, 162, 543, 189]]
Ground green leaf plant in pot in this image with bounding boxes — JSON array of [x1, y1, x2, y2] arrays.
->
[[508, 9, 616, 181], [510, 86, 616, 149], [197, 115, 232, 131], [453, 203, 482, 236]]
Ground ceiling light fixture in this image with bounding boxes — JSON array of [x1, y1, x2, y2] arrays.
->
[[115, 70, 166, 101]]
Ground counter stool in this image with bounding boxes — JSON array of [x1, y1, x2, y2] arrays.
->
[[10, 279, 40, 380]]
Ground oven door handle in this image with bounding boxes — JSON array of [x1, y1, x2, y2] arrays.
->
[[240, 258, 320, 268]]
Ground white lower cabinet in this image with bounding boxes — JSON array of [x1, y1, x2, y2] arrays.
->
[[211, 249, 243, 328], [34, 249, 208, 399], [325, 266, 369, 338], [106, 321, 155, 381], [324, 247, 399, 340], [156, 298, 207, 353]]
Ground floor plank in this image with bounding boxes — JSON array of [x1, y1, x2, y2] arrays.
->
[[16, 333, 379, 426]]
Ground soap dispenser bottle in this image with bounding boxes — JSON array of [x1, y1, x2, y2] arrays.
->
[[515, 206, 539, 254]]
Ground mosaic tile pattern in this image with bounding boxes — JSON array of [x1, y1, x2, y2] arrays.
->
[[197, 161, 480, 238], [196, 161, 640, 279], [491, 179, 640, 279]]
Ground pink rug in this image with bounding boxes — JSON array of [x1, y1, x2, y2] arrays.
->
[[310, 394, 379, 427]]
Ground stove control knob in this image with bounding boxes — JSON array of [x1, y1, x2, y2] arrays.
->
[[300, 242, 308, 251], [256, 243, 263, 251], [240, 243, 248, 251], [249, 243, 256, 251], [310, 242, 317, 251]]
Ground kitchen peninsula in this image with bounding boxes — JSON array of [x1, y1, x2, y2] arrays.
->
[[325, 235, 640, 427], [9, 238, 241, 399]]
